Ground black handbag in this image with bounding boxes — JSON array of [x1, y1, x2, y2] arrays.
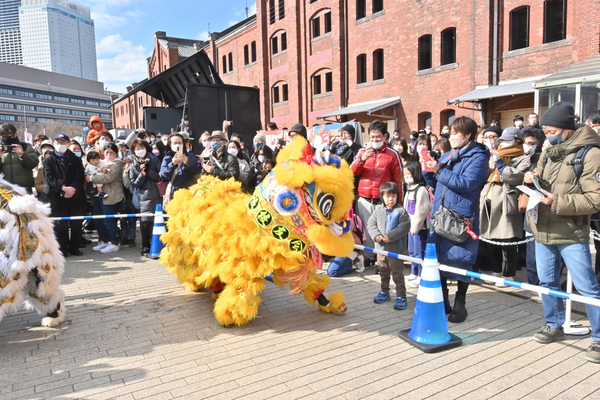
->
[[431, 186, 475, 243]]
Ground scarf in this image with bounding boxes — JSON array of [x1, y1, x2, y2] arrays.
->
[[439, 140, 476, 169], [487, 144, 524, 183]]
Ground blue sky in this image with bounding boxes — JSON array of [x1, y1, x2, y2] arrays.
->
[[81, 0, 256, 94]]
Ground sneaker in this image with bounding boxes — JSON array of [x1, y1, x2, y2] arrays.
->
[[495, 276, 514, 288], [373, 291, 391, 304], [586, 340, 600, 363], [100, 242, 120, 254], [354, 255, 365, 273], [406, 274, 418, 281], [533, 325, 565, 344], [407, 277, 420, 288], [483, 272, 501, 284], [92, 241, 107, 251], [394, 297, 407, 310]]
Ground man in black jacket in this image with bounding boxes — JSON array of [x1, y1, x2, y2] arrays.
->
[[201, 131, 240, 181], [330, 125, 361, 165], [44, 133, 86, 257]]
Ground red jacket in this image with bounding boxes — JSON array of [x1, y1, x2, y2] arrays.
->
[[351, 144, 403, 202]]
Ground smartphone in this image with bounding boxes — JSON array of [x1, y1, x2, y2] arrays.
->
[[420, 149, 433, 172], [278, 139, 286, 146], [532, 175, 547, 197]]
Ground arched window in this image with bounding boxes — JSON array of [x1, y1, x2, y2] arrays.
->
[[441, 28, 456, 65], [272, 81, 289, 104], [440, 109, 455, 127], [419, 111, 432, 129], [418, 35, 432, 70], [544, 0, 566, 43], [357, 54, 367, 84], [373, 49, 384, 80], [510, 7, 529, 50], [312, 70, 333, 96]]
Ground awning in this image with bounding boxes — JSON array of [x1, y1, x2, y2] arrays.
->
[[534, 53, 600, 88], [317, 96, 401, 119], [447, 81, 535, 105]]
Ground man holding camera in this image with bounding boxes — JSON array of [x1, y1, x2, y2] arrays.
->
[[201, 131, 239, 181], [0, 124, 39, 193]]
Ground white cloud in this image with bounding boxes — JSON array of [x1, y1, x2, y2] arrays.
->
[[197, 31, 210, 41], [96, 34, 148, 94]]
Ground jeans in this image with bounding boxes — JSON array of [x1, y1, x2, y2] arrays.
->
[[93, 198, 118, 244], [408, 229, 428, 276], [535, 242, 600, 340], [327, 257, 353, 277], [120, 217, 137, 242]]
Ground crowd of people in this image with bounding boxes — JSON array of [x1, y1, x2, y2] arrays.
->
[[2, 101, 600, 363]]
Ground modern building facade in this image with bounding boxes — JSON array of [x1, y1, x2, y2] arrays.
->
[[18, 0, 98, 80], [0, 61, 111, 136], [0, 0, 23, 64]]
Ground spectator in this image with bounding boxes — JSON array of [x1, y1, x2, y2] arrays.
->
[[585, 110, 600, 133], [490, 119, 501, 128], [522, 112, 545, 150], [521, 131, 540, 285], [368, 182, 410, 310], [151, 140, 166, 161], [524, 101, 600, 363], [0, 123, 39, 193], [585, 110, 600, 281], [482, 125, 502, 149], [44, 133, 86, 256], [201, 132, 240, 181], [197, 131, 210, 156], [250, 132, 267, 169], [330, 125, 361, 165], [159, 133, 202, 196], [85, 151, 108, 198], [266, 122, 279, 131], [33, 140, 54, 201], [227, 140, 250, 190], [477, 127, 530, 286], [33, 134, 49, 155], [69, 140, 84, 158], [513, 114, 524, 129], [351, 119, 403, 268], [288, 123, 308, 140], [391, 137, 411, 165], [426, 116, 490, 323], [88, 143, 124, 254], [129, 139, 161, 256], [230, 133, 251, 162], [119, 145, 137, 249], [440, 125, 450, 138], [403, 159, 432, 289], [476, 125, 488, 144], [86, 115, 109, 145]]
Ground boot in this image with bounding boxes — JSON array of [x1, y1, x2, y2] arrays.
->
[[448, 293, 467, 323], [443, 288, 452, 315]]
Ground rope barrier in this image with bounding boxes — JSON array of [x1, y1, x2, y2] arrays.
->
[[354, 244, 600, 309], [49, 213, 170, 221]]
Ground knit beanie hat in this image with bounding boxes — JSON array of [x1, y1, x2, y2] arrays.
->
[[290, 123, 308, 139], [341, 124, 356, 140], [483, 126, 502, 136], [540, 101, 576, 130], [254, 133, 267, 143]]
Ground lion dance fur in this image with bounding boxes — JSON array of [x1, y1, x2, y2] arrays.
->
[[0, 177, 66, 327], [160, 137, 356, 326]]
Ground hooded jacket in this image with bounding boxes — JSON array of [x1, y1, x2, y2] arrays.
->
[[86, 116, 109, 145], [530, 125, 600, 245]]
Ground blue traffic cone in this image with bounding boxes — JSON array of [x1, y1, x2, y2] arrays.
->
[[398, 243, 462, 353], [148, 203, 166, 260]]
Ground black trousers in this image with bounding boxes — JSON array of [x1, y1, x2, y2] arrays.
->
[[51, 195, 86, 253]]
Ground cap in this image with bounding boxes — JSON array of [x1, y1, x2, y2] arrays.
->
[[39, 139, 54, 149], [513, 114, 524, 122], [178, 131, 193, 141], [54, 133, 70, 141], [483, 126, 503, 136], [498, 127, 520, 141]]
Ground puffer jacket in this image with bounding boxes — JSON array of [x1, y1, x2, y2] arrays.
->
[[428, 143, 490, 266], [86, 115, 109, 145], [90, 158, 124, 206], [351, 144, 403, 201], [159, 151, 202, 194], [129, 154, 161, 220], [0, 141, 39, 191], [530, 125, 600, 245]]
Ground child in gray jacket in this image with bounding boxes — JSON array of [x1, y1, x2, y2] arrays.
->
[[367, 182, 411, 310]]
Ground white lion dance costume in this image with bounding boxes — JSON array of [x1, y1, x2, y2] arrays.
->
[[161, 137, 356, 327], [0, 177, 66, 327]]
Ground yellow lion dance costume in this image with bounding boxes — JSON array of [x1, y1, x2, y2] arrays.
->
[[160, 137, 355, 326]]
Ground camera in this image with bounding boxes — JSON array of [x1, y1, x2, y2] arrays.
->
[[1, 145, 14, 152], [430, 149, 442, 161]]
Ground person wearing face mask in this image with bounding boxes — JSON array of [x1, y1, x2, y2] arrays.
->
[[522, 102, 600, 363], [227, 140, 250, 190], [426, 117, 490, 323], [248, 142, 275, 192], [250, 133, 267, 170], [44, 133, 86, 257], [584, 110, 600, 134], [351, 120, 403, 269], [86, 115, 110, 145], [159, 133, 202, 196], [513, 114, 525, 130], [201, 131, 240, 182], [477, 127, 530, 287], [330, 124, 361, 165], [0, 123, 39, 193], [128, 139, 162, 256], [33, 140, 54, 201], [521, 112, 545, 151]]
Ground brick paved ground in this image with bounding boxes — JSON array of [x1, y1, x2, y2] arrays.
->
[[1, 241, 600, 399]]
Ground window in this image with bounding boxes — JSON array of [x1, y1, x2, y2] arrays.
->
[[325, 72, 333, 92], [356, 0, 366, 20], [313, 75, 322, 95], [419, 112, 432, 128], [16, 104, 35, 111], [244, 45, 249, 65], [441, 28, 456, 65], [282, 84, 289, 102], [373, 0, 383, 13], [228, 53, 233, 72], [0, 88, 13, 95], [71, 98, 85, 104], [273, 86, 280, 103], [441, 109, 455, 126], [15, 90, 33, 98], [373, 49, 384, 80], [544, 0, 566, 43], [54, 95, 69, 102], [222, 55, 227, 73], [312, 16, 321, 38], [55, 108, 70, 115], [251, 41, 257, 62], [281, 32, 287, 51], [418, 34, 432, 70], [324, 12, 332, 34], [269, 0, 276, 24], [0, 102, 13, 109], [510, 7, 529, 50], [36, 93, 52, 100], [37, 106, 53, 113], [271, 36, 279, 55], [357, 54, 367, 84], [278, 0, 285, 20]]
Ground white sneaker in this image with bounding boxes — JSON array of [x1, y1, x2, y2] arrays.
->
[[407, 277, 420, 288], [406, 274, 418, 281], [354, 255, 365, 273], [100, 242, 120, 254], [93, 241, 107, 251], [495, 276, 514, 288], [483, 272, 501, 284]]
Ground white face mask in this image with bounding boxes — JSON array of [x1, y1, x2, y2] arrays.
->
[[484, 139, 492, 149], [171, 144, 182, 153], [228, 148, 239, 157], [202, 140, 210, 148], [371, 141, 384, 150], [135, 149, 147, 158], [258, 155, 265, 163], [523, 144, 535, 155], [416, 145, 427, 154], [161, 137, 168, 145], [405, 177, 414, 185], [99, 139, 108, 148], [515, 121, 523, 128], [442, 129, 449, 135], [345, 139, 353, 146], [499, 140, 515, 148], [55, 144, 67, 153]]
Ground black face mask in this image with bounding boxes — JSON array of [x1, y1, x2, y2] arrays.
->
[[1, 135, 19, 145]]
